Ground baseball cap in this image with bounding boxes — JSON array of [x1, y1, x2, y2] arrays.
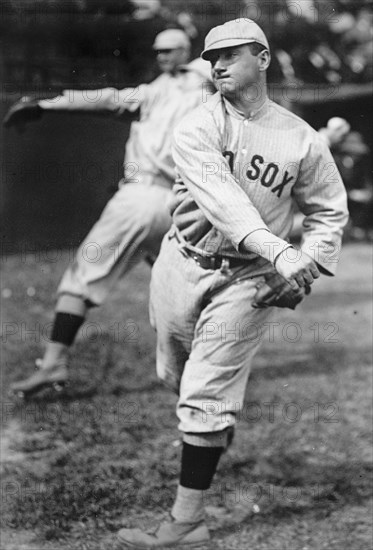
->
[[327, 117, 351, 133], [201, 18, 269, 60], [153, 29, 191, 51]]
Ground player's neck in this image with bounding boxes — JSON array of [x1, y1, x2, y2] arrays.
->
[[230, 82, 268, 117]]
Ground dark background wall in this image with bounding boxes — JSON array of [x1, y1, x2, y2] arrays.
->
[[1, 0, 372, 249], [2, 109, 131, 249]]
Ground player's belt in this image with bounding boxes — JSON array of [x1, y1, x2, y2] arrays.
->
[[185, 249, 250, 270], [172, 228, 251, 270]]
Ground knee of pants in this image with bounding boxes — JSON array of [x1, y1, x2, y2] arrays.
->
[[177, 404, 238, 434], [176, 355, 258, 434], [183, 427, 234, 448]]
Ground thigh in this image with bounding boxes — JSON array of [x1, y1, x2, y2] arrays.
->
[[140, 186, 173, 255], [177, 275, 273, 433], [80, 183, 171, 250], [58, 184, 172, 304], [150, 235, 214, 392]]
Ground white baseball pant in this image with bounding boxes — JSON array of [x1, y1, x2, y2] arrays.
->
[[58, 183, 173, 306], [150, 231, 274, 434]]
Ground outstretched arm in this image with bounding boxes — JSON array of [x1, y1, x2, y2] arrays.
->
[[39, 86, 145, 114], [3, 86, 146, 128]]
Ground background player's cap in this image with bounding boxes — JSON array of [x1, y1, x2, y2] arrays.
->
[[201, 18, 269, 60], [153, 29, 191, 51], [327, 117, 351, 133], [183, 58, 212, 81]]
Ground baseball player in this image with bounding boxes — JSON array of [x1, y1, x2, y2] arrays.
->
[[318, 117, 351, 150], [117, 19, 348, 548], [6, 29, 213, 398], [292, 117, 351, 239]]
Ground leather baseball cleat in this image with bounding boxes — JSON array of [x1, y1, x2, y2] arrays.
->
[[117, 518, 210, 548], [9, 360, 69, 399]]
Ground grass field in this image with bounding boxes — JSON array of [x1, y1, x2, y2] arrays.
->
[[1, 242, 372, 550]]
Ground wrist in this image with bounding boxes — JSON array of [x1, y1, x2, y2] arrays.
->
[[273, 244, 295, 268], [241, 230, 291, 263]]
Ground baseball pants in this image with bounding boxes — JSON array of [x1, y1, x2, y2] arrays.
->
[[58, 183, 173, 306], [150, 231, 274, 434]]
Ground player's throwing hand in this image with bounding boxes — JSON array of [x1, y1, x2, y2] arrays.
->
[[274, 248, 320, 289]]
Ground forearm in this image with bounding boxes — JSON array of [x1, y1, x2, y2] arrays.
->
[[38, 87, 141, 114], [240, 229, 292, 264], [173, 125, 271, 248]]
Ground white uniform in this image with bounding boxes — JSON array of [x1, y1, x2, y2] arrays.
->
[[150, 92, 349, 434], [40, 63, 210, 305]]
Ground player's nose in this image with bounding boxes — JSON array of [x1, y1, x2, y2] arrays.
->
[[213, 57, 225, 71]]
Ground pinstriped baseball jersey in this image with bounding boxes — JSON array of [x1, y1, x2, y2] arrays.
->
[[171, 92, 349, 274], [40, 64, 211, 188]]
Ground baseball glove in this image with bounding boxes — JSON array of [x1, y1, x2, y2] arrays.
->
[[252, 272, 311, 310], [3, 96, 43, 128]]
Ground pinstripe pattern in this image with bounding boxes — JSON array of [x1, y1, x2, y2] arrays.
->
[[172, 92, 349, 274], [150, 234, 274, 433], [150, 90, 349, 434]]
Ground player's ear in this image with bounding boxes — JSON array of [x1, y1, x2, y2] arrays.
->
[[258, 49, 271, 71]]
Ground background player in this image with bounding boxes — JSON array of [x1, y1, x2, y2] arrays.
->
[[5, 29, 213, 398], [292, 116, 351, 239], [117, 19, 348, 548]]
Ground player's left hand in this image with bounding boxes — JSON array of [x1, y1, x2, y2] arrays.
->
[[252, 272, 311, 310], [3, 96, 43, 129]]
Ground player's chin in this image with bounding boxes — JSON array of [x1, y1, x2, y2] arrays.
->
[[216, 80, 236, 97]]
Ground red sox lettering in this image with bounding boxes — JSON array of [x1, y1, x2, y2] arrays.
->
[[246, 154, 294, 197], [223, 150, 296, 197]]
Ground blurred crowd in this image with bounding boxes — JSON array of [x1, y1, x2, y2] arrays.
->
[[2, 0, 372, 239], [137, 0, 373, 85], [292, 117, 373, 242], [332, 127, 373, 241], [2, 0, 373, 86], [265, 0, 373, 84]]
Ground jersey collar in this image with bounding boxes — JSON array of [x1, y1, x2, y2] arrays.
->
[[222, 95, 270, 121]]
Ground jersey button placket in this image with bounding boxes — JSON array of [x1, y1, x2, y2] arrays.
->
[[242, 118, 250, 155]]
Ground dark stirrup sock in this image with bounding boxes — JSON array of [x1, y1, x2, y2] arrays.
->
[[180, 442, 224, 491], [50, 312, 85, 346]]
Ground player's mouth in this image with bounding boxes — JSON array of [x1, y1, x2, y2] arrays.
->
[[214, 73, 230, 80], [215, 75, 235, 89], [215, 77, 233, 87]]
